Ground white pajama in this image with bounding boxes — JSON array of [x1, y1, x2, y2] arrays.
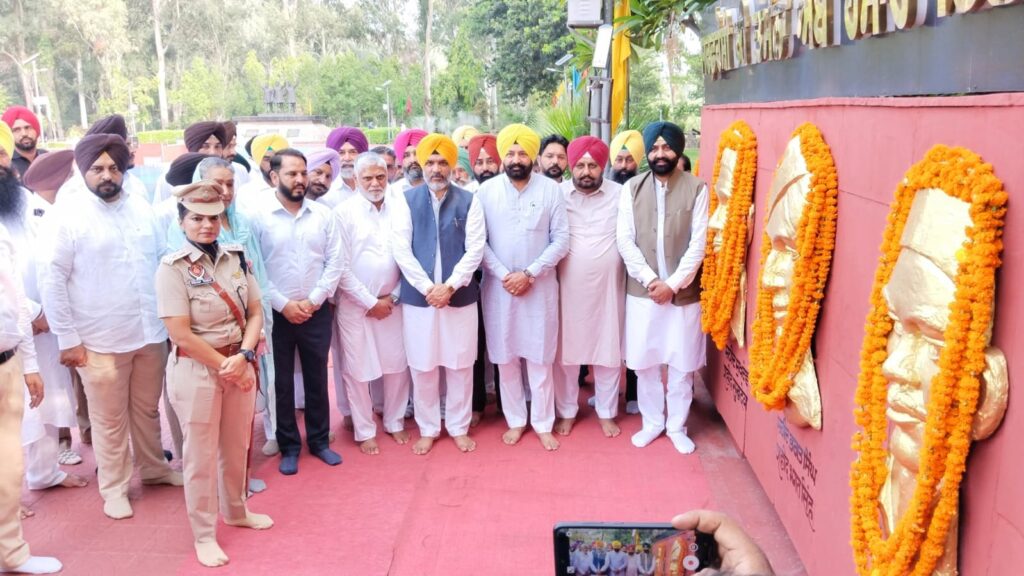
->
[[636, 366, 693, 434], [557, 364, 621, 420], [344, 371, 410, 442], [24, 425, 66, 490], [411, 366, 473, 438], [499, 359, 555, 433]]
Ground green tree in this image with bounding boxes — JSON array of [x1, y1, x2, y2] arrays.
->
[[434, 28, 487, 118]]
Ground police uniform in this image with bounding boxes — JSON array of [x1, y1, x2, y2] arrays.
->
[[154, 184, 263, 549]]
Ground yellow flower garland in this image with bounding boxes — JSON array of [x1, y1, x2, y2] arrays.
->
[[750, 123, 838, 412], [849, 145, 1007, 576], [701, 120, 757, 350]]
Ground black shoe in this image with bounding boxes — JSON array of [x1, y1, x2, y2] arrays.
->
[[312, 448, 342, 466], [279, 454, 299, 475]]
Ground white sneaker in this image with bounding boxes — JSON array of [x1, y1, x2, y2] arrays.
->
[[667, 430, 696, 454], [262, 439, 280, 456], [625, 401, 640, 415], [2, 556, 62, 574]]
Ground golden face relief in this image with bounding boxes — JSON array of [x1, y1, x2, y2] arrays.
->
[[762, 136, 810, 327], [708, 147, 738, 252]]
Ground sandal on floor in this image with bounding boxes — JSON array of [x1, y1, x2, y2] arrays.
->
[[58, 449, 83, 466]]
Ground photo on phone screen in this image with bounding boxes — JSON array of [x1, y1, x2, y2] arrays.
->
[[553, 522, 718, 576]]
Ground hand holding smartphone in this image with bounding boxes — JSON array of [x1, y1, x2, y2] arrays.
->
[[554, 522, 719, 576]]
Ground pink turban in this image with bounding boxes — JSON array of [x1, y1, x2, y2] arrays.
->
[[567, 136, 610, 169], [326, 126, 368, 154], [1, 106, 40, 135], [394, 129, 428, 160], [306, 148, 341, 183]]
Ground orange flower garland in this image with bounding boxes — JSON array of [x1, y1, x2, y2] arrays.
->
[[750, 123, 839, 412], [849, 146, 1007, 576], [701, 120, 757, 350]]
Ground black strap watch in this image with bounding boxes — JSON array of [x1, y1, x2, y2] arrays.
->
[[240, 348, 257, 363]]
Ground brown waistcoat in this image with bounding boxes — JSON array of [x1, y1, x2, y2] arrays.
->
[[626, 169, 704, 306]]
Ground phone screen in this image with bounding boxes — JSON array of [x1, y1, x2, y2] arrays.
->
[[553, 523, 718, 576]]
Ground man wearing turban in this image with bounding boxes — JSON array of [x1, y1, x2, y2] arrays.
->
[[41, 134, 183, 520], [451, 125, 480, 149], [616, 121, 707, 454], [609, 129, 645, 184], [235, 133, 289, 213], [303, 148, 341, 206], [183, 121, 227, 156], [2, 106, 47, 180], [325, 126, 368, 204], [467, 133, 501, 186], [553, 136, 625, 439], [392, 134, 485, 455], [390, 128, 428, 194], [477, 124, 569, 451], [453, 147, 476, 192], [81, 114, 149, 201]]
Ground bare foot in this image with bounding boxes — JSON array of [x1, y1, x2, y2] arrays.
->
[[554, 418, 575, 436], [453, 435, 477, 452], [599, 418, 621, 438], [470, 411, 483, 428], [538, 432, 561, 451], [412, 436, 435, 455], [502, 427, 526, 446], [342, 415, 354, 431], [19, 506, 33, 519], [60, 473, 89, 488], [390, 430, 410, 444], [359, 438, 380, 455], [224, 511, 274, 530], [195, 540, 229, 567]]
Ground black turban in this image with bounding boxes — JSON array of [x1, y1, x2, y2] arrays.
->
[[642, 121, 686, 158], [184, 121, 227, 153], [165, 153, 212, 186], [75, 134, 131, 176], [86, 114, 128, 141]]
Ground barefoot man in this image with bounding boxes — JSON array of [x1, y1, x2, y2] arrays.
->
[[392, 134, 485, 455]]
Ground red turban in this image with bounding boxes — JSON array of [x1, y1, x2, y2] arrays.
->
[[1, 106, 40, 135], [567, 136, 610, 169], [393, 129, 428, 161], [326, 126, 369, 153], [467, 134, 498, 166]]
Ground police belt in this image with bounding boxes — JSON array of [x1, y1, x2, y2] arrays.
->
[[176, 342, 242, 360]]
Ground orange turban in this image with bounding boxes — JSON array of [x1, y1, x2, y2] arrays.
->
[[416, 133, 458, 168], [467, 134, 498, 165]]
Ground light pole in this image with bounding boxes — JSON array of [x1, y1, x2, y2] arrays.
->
[[380, 80, 392, 140]]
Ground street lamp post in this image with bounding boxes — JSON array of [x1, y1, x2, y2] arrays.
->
[[380, 80, 393, 141]]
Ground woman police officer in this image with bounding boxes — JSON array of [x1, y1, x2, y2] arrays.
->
[[155, 180, 273, 568]]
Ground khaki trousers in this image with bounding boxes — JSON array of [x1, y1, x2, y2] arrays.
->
[[167, 355, 255, 542], [77, 342, 171, 503], [0, 354, 29, 569]]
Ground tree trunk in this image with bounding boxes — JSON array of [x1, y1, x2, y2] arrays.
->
[[153, 0, 170, 128], [45, 66, 65, 139], [423, 0, 434, 128], [12, 0, 33, 107], [664, 15, 679, 110]]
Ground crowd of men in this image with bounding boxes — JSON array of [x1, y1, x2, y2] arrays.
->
[[0, 103, 706, 573]]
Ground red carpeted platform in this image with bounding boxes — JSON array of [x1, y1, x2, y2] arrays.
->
[[18, 379, 806, 575]]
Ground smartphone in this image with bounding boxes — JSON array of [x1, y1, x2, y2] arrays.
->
[[554, 522, 718, 576]]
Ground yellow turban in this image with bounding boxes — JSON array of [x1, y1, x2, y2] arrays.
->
[[496, 123, 541, 161], [416, 133, 458, 168], [610, 129, 645, 164], [0, 121, 12, 158], [451, 125, 480, 147], [252, 133, 289, 167]]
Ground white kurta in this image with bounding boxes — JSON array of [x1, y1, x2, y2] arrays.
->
[[391, 187, 485, 371], [477, 174, 569, 365], [616, 174, 709, 373], [320, 178, 357, 211], [335, 194, 406, 383], [557, 179, 624, 367]]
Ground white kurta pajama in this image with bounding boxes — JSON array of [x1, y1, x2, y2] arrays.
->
[[392, 187, 485, 438], [477, 174, 569, 433], [335, 195, 410, 442], [554, 179, 625, 420], [617, 175, 709, 435]]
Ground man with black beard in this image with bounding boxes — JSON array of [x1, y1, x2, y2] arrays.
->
[[2, 107, 47, 180], [538, 134, 569, 183], [249, 149, 343, 476], [467, 134, 501, 186], [616, 121, 708, 454], [608, 129, 644, 185], [389, 129, 428, 195]]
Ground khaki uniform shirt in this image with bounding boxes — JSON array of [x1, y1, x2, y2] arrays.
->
[[155, 242, 259, 348]]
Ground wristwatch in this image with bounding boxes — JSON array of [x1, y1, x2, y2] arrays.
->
[[523, 269, 535, 284], [240, 348, 257, 363], [390, 294, 400, 305]]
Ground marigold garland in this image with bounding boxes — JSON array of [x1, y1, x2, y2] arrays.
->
[[701, 120, 757, 350], [848, 145, 1007, 576], [749, 123, 838, 414]]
